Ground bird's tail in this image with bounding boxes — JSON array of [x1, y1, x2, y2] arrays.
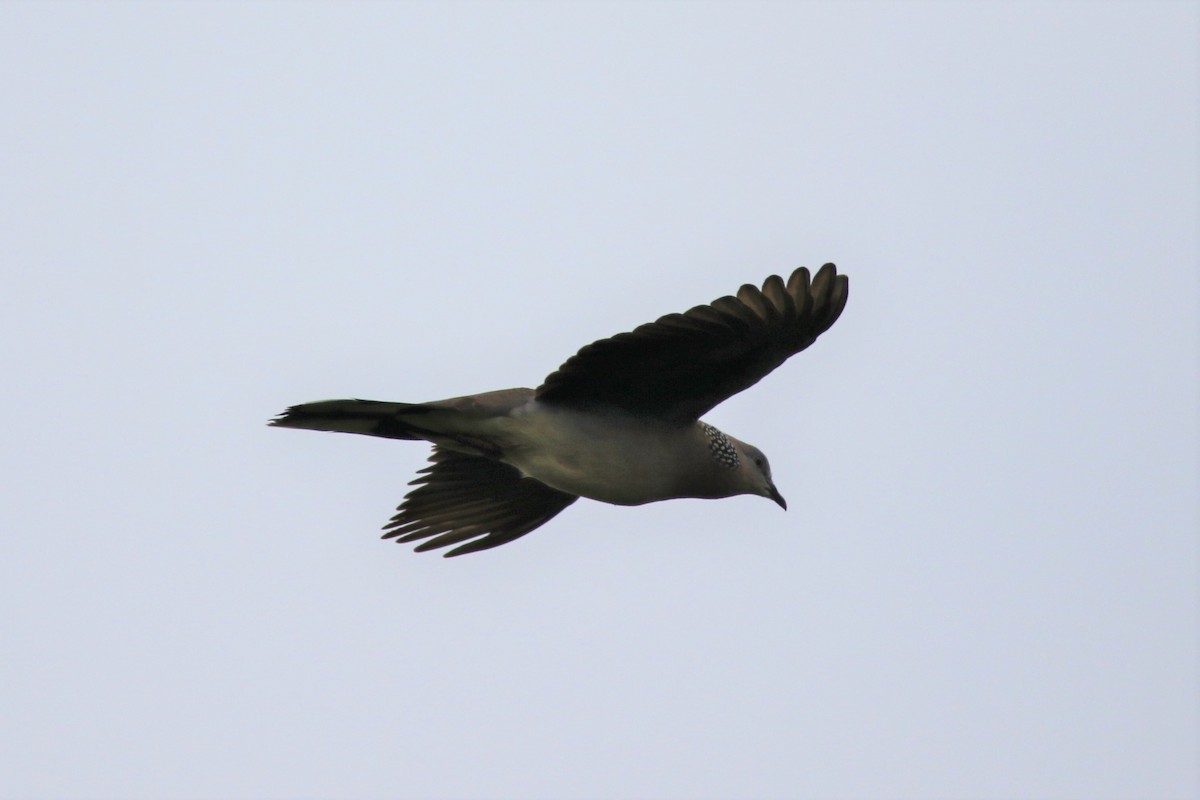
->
[[269, 399, 435, 441]]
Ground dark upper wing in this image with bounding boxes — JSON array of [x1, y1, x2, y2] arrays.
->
[[382, 446, 578, 557], [535, 263, 849, 422]]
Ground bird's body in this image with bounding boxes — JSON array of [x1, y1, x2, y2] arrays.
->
[[272, 263, 848, 556], [500, 398, 709, 506], [276, 392, 749, 504]]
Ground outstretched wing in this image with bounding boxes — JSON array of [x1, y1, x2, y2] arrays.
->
[[535, 263, 849, 422], [382, 447, 578, 557]]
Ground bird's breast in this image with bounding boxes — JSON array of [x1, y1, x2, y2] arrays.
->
[[499, 402, 700, 506]]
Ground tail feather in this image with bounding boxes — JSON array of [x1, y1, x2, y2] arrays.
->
[[269, 399, 433, 440]]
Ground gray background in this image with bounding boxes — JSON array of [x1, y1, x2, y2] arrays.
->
[[2, 2, 1196, 799]]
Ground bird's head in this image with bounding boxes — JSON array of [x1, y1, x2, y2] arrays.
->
[[737, 440, 787, 510], [699, 422, 787, 509]]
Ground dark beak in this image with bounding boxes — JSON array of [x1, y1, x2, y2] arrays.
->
[[767, 483, 787, 510]]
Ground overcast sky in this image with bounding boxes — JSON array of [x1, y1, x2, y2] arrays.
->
[[2, 2, 1196, 799]]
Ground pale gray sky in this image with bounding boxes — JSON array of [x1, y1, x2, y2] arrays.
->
[[2, 2, 1196, 799]]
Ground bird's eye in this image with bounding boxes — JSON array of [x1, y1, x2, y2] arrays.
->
[[755, 458, 763, 467]]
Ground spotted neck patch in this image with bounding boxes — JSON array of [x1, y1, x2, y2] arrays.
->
[[700, 423, 739, 470]]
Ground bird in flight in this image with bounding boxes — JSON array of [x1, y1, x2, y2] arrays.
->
[[271, 263, 849, 556]]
